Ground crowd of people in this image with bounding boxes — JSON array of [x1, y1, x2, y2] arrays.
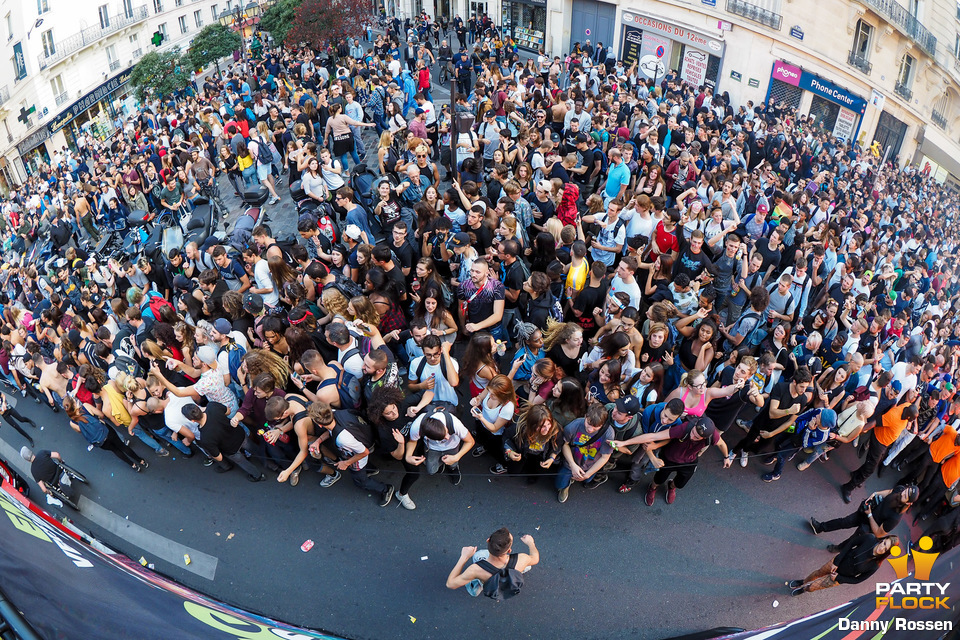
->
[[3, 10, 960, 598]]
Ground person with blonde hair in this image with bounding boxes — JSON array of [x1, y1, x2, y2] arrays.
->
[[93, 370, 169, 456], [250, 121, 281, 204]]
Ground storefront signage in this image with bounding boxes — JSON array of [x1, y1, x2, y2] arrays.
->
[[46, 68, 133, 135], [512, 0, 546, 5], [833, 107, 857, 142], [790, 25, 804, 40], [748, 78, 760, 88], [621, 12, 724, 51], [771, 60, 801, 87], [702, 0, 717, 5], [681, 49, 708, 88], [870, 89, 885, 111], [620, 26, 643, 67], [730, 70, 742, 82], [16, 128, 52, 156], [13, 43, 26, 81], [638, 32, 670, 80], [799, 73, 866, 113]]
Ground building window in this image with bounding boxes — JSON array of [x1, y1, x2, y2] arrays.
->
[[41, 29, 55, 57], [5, 14, 11, 42], [932, 93, 949, 129], [153, 0, 164, 13], [896, 54, 914, 100], [211, 4, 218, 21], [956, 33, 960, 58], [176, 0, 183, 6], [226, 0, 232, 10], [178, 15, 188, 33], [98, 4, 110, 29], [130, 33, 139, 46], [123, 0, 134, 18], [38, 0, 50, 14], [194, 9, 202, 27], [106, 43, 120, 71], [51, 74, 68, 105], [849, 19, 872, 73], [159, 22, 168, 38]]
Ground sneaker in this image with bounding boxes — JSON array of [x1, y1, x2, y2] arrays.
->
[[489, 463, 507, 475], [739, 451, 748, 468], [584, 473, 607, 489], [762, 456, 777, 466], [139, 460, 149, 470], [202, 458, 215, 467], [788, 579, 804, 589], [644, 484, 657, 506], [791, 587, 805, 597], [379, 484, 395, 507], [810, 518, 822, 535], [290, 467, 301, 487], [618, 481, 637, 494], [268, 196, 280, 205], [762, 472, 781, 482], [665, 481, 676, 504], [247, 473, 266, 483], [471, 445, 486, 458], [156, 448, 170, 457], [366, 466, 380, 476], [319, 471, 341, 487], [557, 486, 569, 503], [602, 461, 616, 472], [448, 466, 462, 486], [396, 492, 416, 510]]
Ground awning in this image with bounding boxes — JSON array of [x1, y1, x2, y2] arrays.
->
[[918, 125, 960, 180]]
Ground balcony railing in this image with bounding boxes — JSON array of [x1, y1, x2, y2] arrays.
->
[[36, 5, 147, 69], [847, 50, 873, 74], [932, 110, 948, 129], [894, 82, 912, 101], [109, 59, 121, 71], [54, 91, 70, 106], [132, 47, 143, 58], [860, 0, 936, 57], [726, 0, 782, 30], [0, 85, 9, 107]]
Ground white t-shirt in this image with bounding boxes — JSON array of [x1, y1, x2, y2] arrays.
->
[[409, 410, 469, 450], [334, 429, 368, 469], [481, 396, 515, 436], [337, 340, 365, 379], [253, 258, 279, 307], [165, 394, 201, 439], [890, 362, 917, 400], [409, 355, 460, 405], [609, 275, 642, 310]]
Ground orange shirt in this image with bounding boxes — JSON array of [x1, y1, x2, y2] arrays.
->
[[941, 454, 960, 489], [875, 403, 911, 447], [930, 426, 959, 464]]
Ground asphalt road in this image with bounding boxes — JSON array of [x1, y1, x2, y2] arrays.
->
[[1, 387, 941, 640]]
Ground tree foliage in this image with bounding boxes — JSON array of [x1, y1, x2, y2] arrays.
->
[[286, 0, 365, 48], [129, 48, 191, 103], [188, 24, 242, 71], [260, 0, 302, 45]]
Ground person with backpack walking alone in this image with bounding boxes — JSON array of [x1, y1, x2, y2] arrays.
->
[[446, 527, 539, 598]]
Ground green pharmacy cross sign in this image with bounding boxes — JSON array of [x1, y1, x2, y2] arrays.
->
[[17, 105, 36, 125], [151, 30, 164, 47]]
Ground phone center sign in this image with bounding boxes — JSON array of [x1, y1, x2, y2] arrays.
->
[[622, 12, 723, 52]]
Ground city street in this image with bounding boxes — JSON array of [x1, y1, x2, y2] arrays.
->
[[0, 391, 928, 640]]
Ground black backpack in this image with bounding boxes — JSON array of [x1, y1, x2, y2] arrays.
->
[[331, 410, 376, 449], [325, 269, 364, 300], [476, 554, 523, 602]]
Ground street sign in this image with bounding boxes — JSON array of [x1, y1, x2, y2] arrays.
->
[[656, 45, 664, 58], [585, 28, 591, 36]]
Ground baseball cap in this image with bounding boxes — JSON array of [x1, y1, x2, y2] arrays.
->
[[213, 318, 232, 335], [85, 257, 97, 266], [537, 179, 553, 192], [196, 345, 218, 366], [415, 107, 425, 115], [615, 396, 641, 415], [891, 380, 903, 393], [484, 109, 496, 119], [449, 232, 471, 248], [173, 275, 193, 291], [757, 202, 770, 214], [344, 224, 362, 241], [242, 292, 264, 314], [819, 409, 837, 429]]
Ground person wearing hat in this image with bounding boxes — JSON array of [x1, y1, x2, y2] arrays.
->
[[614, 416, 733, 505], [602, 396, 643, 470], [149, 344, 240, 417], [477, 110, 501, 169]]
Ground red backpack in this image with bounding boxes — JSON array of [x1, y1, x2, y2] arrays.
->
[[141, 291, 174, 322]]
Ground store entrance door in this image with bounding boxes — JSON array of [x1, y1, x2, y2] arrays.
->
[[469, 0, 487, 20], [809, 95, 841, 132], [569, 0, 615, 51], [874, 110, 908, 161]]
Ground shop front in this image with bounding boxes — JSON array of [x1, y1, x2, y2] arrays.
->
[[15, 129, 52, 175], [617, 11, 724, 89], [48, 68, 134, 152], [767, 60, 867, 143], [502, 0, 546, 51]]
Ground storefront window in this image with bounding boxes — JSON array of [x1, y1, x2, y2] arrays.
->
[[502, 0, 544, 51]]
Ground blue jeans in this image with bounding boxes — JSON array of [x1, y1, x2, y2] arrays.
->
[[132, 425, 165, 453], [152, 428, 192, 455], [339, 150, 361, 170]]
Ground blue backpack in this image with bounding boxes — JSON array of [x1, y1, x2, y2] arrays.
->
[[329, 361, 362, 411], [218, 338, 246, 387]]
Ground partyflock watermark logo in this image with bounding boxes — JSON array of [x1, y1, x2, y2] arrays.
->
[[840, 536, 952, 632]]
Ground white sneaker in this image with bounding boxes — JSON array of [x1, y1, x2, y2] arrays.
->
[[319, 470, 341, 487], [396, 492, 416, 510], [739, 451, 748, 468], [46, 494, 63, 507]]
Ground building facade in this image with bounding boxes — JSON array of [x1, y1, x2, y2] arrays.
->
[[541, 0, 960, 184], [0, 0, 245, 192]]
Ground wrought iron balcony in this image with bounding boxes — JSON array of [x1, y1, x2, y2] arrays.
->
[[894, 82, 912, 101], [109, 59, 121, 71], [132, 48, 143, 58], [36, 5, 147, 69], [932, 110, 947, 129], [726, 0, 782, 30], [54, 91, 70, 106], [860, 0, 936, 57], [848, 50, 873, 74]]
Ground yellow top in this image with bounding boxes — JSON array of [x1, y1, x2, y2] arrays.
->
[[102, 383, 131, 427]]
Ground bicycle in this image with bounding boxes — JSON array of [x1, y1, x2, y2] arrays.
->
[[438, 58, 453, 85]]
